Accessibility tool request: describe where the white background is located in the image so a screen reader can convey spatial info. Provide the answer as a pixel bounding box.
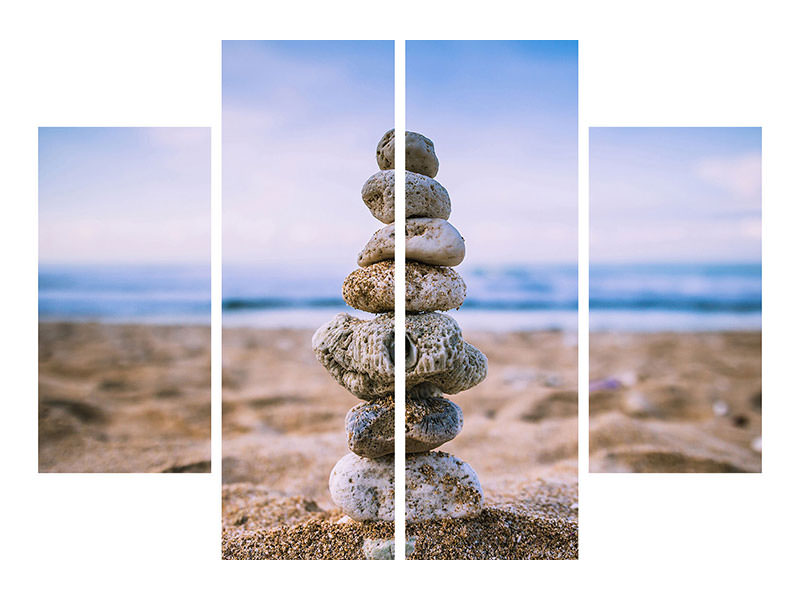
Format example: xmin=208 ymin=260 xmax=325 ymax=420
xmin=1 ymin=1 xmax=797 ymax=597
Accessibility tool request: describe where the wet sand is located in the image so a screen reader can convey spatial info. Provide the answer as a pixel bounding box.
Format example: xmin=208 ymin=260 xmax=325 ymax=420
xmin=590 ymin=331 xmax=762 ymax=473
xmin=39 ymin=322 xmax=211 ymax=473
xmin=222 ymin=326 xmax=578 ymax=559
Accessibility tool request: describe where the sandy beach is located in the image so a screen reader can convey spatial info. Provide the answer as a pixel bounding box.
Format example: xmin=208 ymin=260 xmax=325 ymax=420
xmin=590 ymin=331 xmax=761 ymax=473
xmin=39 ymin=322 xmax=211 ymax=473
xmin=222 ymin=326 xmax=578 ymax=559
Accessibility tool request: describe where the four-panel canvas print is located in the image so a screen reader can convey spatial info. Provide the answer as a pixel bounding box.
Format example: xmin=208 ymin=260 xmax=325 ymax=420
xmin=36 ymin=41 xmax=762 ymax=560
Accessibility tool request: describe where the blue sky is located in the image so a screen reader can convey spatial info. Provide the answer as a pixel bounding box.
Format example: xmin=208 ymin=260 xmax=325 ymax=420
xmin=222 ymin=40 xmax=577 ymax=269
xmin=39 ymin=127 xmax=210 ymax=264
xmin=407 ymin=41 xmax=578 ymax=265
xmin=590 ymin=127 xmax=762 ymax=262
xmin=222 ymin=41 xmax=394 ymax=268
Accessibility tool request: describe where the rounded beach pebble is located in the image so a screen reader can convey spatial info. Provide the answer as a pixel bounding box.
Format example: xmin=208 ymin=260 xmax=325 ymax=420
xmin=329 ymin=453 xmax=395 ymax=521
xmin=376 ymin=129 xmax=440 ymax=178
xmin=361 ymin=170 xmax=450 ymax=224
xmin=329 ymin=451 xmax=483 ymax=522
xmin=357 ymin=218 xmax=466 ymax=267
xmin=342 ymin=260 xmax=466 ymax=313
xmin=345 ymin=396 xmax=464 ymax=458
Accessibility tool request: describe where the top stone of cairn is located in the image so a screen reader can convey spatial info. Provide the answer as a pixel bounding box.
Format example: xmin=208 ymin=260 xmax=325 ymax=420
xmin=376 ymin=129 xmax=439 ymax=178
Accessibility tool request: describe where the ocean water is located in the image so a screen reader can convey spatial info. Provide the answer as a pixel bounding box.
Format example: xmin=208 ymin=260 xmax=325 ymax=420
xmin=39 ymin=264 xmax=211 ymax=324
xmin=222 ymin=263 xmax=579 ymax=331
xmin=39 ymin=263 xmax=761 ymax=332
xmin=222 ymin=262 xmax=760 ymax=332
xmin=590 ymin=263 xmax=761 ymax=331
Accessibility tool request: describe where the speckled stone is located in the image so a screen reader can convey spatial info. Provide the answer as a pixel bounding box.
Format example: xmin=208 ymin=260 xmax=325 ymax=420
xmin=361 ymin=170 xmax=450 ymax=224
xmin=357 ymin=218 xmax=466 ymax=267
xmin=342 ymin=260 xmax=466 ymax=313
xmin=329 ymin=451 xmax=483 ymax=522
xmin=345 ymin=396 xmax=464 ymax=458
xmin=329 ymin=453 xmax=395 ymax=521
xmin=405 ymin=261 xmax=466 ymax=313
xmin=376 ymin=129 xmax=440 ymax=177
xmin=405 ymin=452 xmax=483 ymax=523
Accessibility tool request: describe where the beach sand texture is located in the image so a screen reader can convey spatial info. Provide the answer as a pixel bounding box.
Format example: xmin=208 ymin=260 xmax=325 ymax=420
xmin=590 ymin=331 xmax=762 ymax=473
xmin=39 ymin=322 xmax=211 ymax=473
xmin=222 ymin=327 xmax=578 ymax=559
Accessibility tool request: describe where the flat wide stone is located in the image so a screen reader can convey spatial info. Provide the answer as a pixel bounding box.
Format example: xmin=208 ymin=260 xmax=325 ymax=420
xmin=312 ymin=311 xmax=487 ymax=400
xmin=406 ymin=312 xmax=488 ymax=395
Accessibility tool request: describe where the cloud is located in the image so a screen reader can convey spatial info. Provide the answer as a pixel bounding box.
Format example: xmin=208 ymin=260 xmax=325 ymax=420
xmin=39 ymin=127 xmax=210 ymax=263
xmin=590 ymin=128 xmax=762 ymax=262
xmin=590 ymin=215 xmax=762 ymax=262
xmin=39 ymin=214 xmax=209 ymax=264
xmin=695 ymin=152 xmax=761 ymax=198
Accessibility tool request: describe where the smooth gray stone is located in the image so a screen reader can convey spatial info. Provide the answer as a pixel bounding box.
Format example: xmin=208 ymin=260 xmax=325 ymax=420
xmin=345 ymin=396 xmax=464 ymax=458
xmin=376 ymin=129 xmax=439 ymax=177
xmin=357 ymin=218 xmax=466 ymax=268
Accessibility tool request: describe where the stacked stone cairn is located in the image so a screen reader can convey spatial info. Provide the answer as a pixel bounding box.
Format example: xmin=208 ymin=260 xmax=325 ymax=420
xmin=312 ymin=130 xmax=487 ymax=524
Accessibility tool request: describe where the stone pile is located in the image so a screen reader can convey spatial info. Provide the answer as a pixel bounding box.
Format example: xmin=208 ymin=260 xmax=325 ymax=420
xmin=312 ymin=130 xmax=487 ymax=524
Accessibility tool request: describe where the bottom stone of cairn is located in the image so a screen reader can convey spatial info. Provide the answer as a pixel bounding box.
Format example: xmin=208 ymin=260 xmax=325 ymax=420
xmin=329 ymin=451 xmax=484 ymax=523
